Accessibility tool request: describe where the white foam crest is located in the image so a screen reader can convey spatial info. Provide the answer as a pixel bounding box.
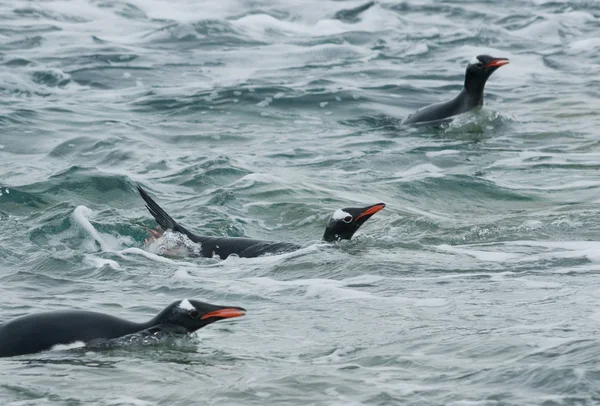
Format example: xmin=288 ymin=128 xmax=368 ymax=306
xmin=555 ymin=263 xmax=600 ymax=275
xmin=512 ymin=10 xmax=593 ymax=47
xmin=301 ymin=180 xmax=387 ymax=209
xmin=380 ymin=164 xmax=444 ymax=184
xmin=400 ymin=163 xmax=445 ymax=179
xmin=304 ymin=282 xmax=446 ymax=306
xmin=241 ymin=276 xmax=446 ymax=306
xmin=442 ymin=110 xmax=513 ymax=134
xmin=503 ymin=241 xmax=600 ymax=263
xmin=244 ymin=276 xmax=343 ymax=291
xmin=486 ymin=151 xmax=549 ymax=169
xmin=173 ymin=269 xmax=194 ymax=280
xmin=218 ymin=243 xmax=322 ymax=266
xmin=72 ymin=206 xmax=110 ymax=252
xmin=405 ymin=43 xmax=429 ymax=56
xmin=13 ymin=0 xmax=153 ymax=46
xmin=231 ymin=173 xmax=280 ymax=190
xmin=495 ymin=179 xmax=600 ymax=192
xmin=235 ymin=14 xmax=347 ymax=37
xmin=447 ymin=401 xmax=500 ymax=406
xmin=514 ymin=20 xmax=562 ymax=45
xmin=121 ymin=0 xmax=392 ymax=31
xmin=178 ymin=43 xmax=373 ymax=83
xmin=487 ymin=151 xmax=600 ymax=171
xmin=239 ymin=173 xmax=280 ymax=183
xmin=0 ymin=71 xmax=51 ymax=96
xmin=304 ymin=283 xmax=375 ymax=301
xmin=568 ymin=38 xmax=600 ymax=53
xmin=503 ymin=240 xmax=600 ymax=250
xmin=516 ymin=279 xmax=562 ymax=289
xmin=105 ymin=397 xmax=153 ymax=406
xmin=232 ymin=3 xmax=394 ymax=39
xmin=50 ymin=341 xmax=86 ymax=352
xmin=244 ymin=276 xmax=365 ymax=300
xmin=313 ymin=346 xmax=357 ymax=364
xmin=84 ymin=255 xmax=121 ymax=270
xmin=72 ymin=206 xmax=133 ymax=252
xmin=342 ymin=274 xmax=386 ymax=285
xmin=144 ymin=230 xmax=203 ymax=258
xmin=437 ymin=240 xmax=600 ymax=264
xmin=425 ymin=149 xmax=461 ymax=158
xmin=127 ymin=0 xmax=244 ymax=22
xmin=117 ymin=247 xmax=196 ymax=267
xmin=436 ymin=244 xmax=522 ymax=262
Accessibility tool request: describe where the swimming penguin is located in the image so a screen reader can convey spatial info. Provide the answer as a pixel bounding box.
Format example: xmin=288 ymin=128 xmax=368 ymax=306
xmin=137 ymin=185 xmax=385 ymax=259
xmin=0 ymin=299 xmax=245 ymax=358
xmin=402 ymin=55 xmax=509 ymax=126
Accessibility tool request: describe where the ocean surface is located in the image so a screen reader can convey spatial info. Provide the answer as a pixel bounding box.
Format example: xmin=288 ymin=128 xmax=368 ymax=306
xmin=1 ymin=0 xmax=600 ymax=404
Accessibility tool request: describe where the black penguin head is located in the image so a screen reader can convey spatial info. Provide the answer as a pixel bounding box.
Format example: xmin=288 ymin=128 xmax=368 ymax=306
xmin=322 ymin=203 xmax=385 ymax=242
xmin=154 ymin=299 xmax=246 ymax=333
xmin=464 ymin=55 xmax=509 ymax=96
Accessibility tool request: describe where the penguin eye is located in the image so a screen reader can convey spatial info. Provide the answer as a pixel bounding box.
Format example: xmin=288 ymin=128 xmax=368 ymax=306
xmin=343 ymin=215 xmax=353 ymax=223
xmin=189 ymin=310 xmax=200 ymax=318
xmin=476 ymin=62 xmax=483 ymax=68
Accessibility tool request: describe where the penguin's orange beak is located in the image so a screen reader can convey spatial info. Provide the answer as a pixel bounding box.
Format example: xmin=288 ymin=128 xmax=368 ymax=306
xmin=486 ymin=58 xmax=509 ymax=68
xmin=354 ymin=203 xmax=386 ymax=222
xmin=201 ymin=307 xmax=246 ymax=320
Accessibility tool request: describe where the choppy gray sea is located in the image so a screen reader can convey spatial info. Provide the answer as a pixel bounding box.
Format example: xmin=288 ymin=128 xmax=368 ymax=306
xmin=1 ymin=0 xmax=600 ymax=404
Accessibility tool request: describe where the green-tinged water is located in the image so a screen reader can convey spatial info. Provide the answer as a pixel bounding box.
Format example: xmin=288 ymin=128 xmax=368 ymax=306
xmin=1 ymin=0 xmax=600 ymax=404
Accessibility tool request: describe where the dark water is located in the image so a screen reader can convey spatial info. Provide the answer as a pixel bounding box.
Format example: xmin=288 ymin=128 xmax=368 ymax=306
xmin=2 ymin=0 xmax=600 ymax=404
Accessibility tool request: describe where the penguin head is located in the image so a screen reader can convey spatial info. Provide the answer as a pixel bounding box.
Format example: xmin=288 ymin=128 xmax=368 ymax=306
xmin=322 ymin=203 xmax=386 ymax=242
xmin=464 ymin=55 xmax=509 ymax=94
xmin=154 ymin=299 xmax=246 ymax=332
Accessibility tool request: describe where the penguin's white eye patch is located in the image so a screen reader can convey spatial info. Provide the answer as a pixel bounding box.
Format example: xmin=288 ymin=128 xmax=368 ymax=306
xmin=332 ymin=209 xmax=351 ymax=221
xmin=179 ymin=299 xmax=195 ymax=311
xmin=469 ymin=56 xmax=480 ymax=65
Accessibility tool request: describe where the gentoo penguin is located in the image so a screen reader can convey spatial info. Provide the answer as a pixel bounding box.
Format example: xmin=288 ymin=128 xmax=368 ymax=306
xmin=137 ymin=185 xmax=385 ymax=259
xmin=402 ymin=55 xmax=509 ymax=125
xmin=0 ymin=299 xmax=245 ymax=358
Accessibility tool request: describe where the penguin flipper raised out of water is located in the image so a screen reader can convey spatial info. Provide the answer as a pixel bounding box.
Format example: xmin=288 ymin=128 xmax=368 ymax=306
xmin=137 ymin=185 xmax=385 ymax=259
